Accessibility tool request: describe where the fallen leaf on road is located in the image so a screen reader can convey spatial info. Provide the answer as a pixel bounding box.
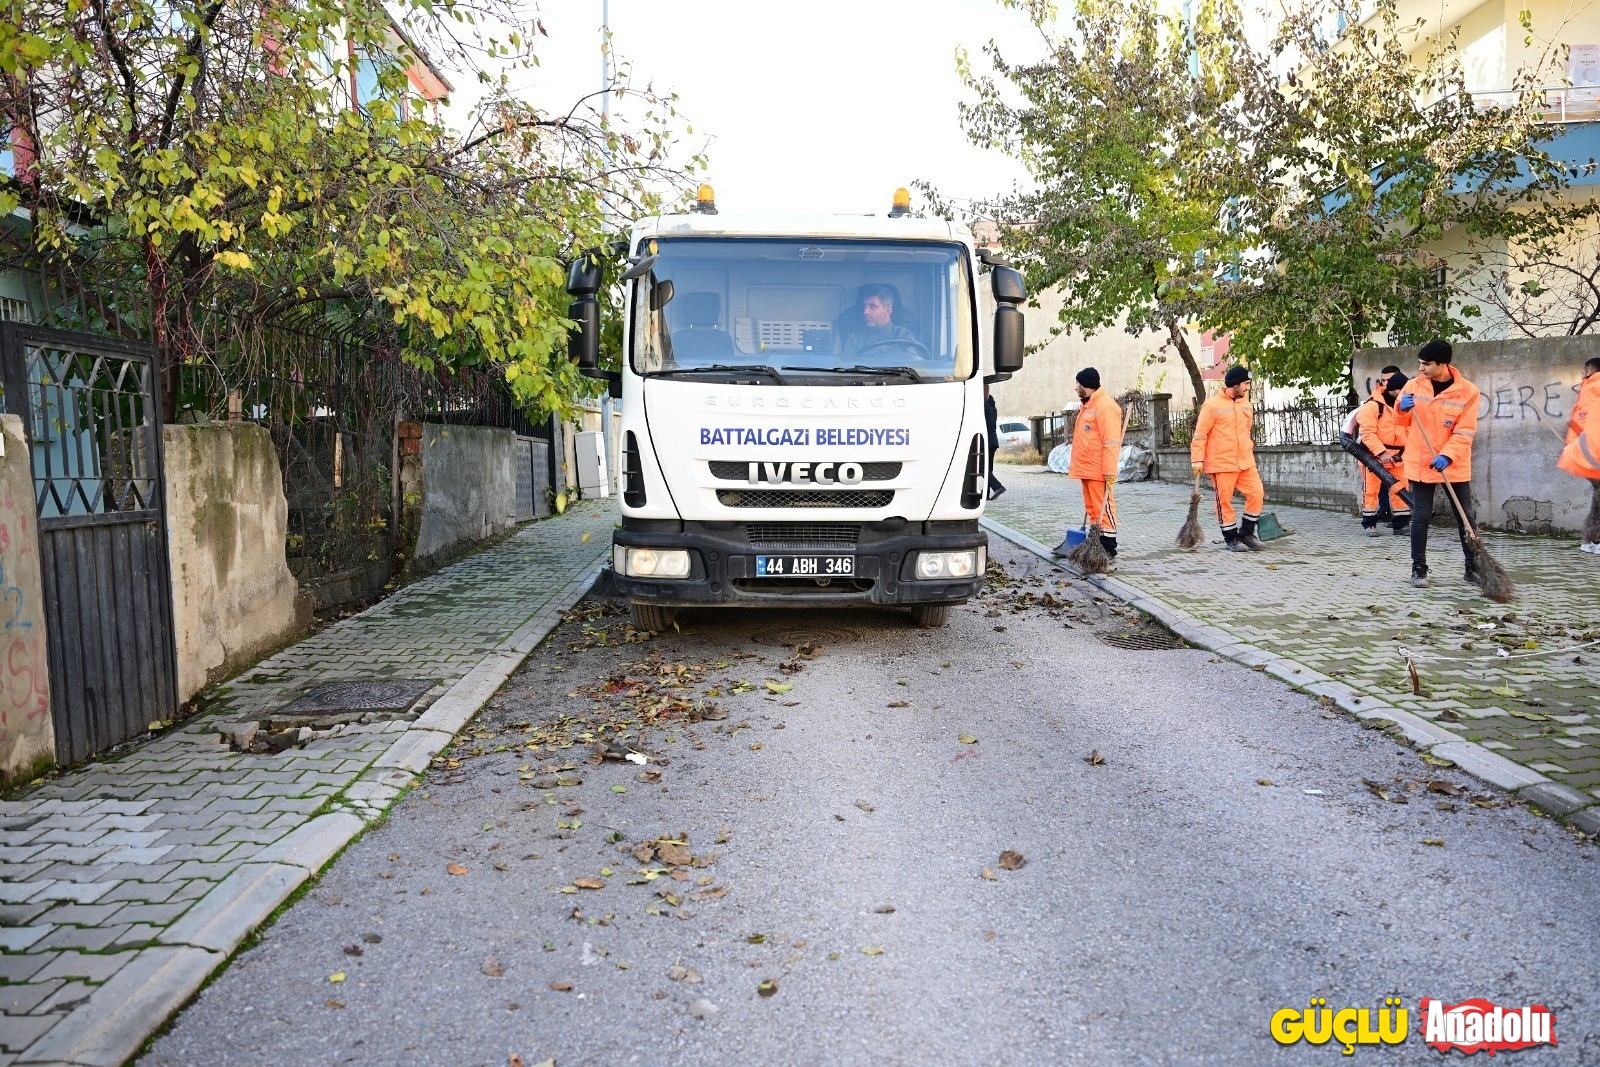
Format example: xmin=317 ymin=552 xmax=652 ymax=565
xmin=326 ymin=998 xmax=345 ymax=1008
xmin=328 ymin=972 xmax=346 ymax=983
xmin=758 ymin=979 xmax=779 ymax=998
xmin=1085 ymin=749 xmax=1105 ymax=766
xmin=581 ymin=532 xmax=592 ymax=543
xmin=1420 ymin=753 xmax=1457 ymax=768
xmin=1427 ymin=781 xmax=1465 ymax=796
xmin=483 ymin=956 xmax=505 ymax=977
xmin=447 ymin=863 xmax=470 ymax=876
xmin=668 ymin=963 xmax=703 ymax=983
xmin=343 ymin=944 xmax=363 ymax=957
xmin=981 ymin=868 xmax=997 ymax=880
xmin=854 ymin=799 xmax=875 ymax=813
xmin=657 ymin=841 xmax=692 ymax=866
xmin=796 ymin=642 xmax=821 ymax=659
xmin=958 ymin=733 xmax=977 ymax=745
xmin=860 ymin=946 xmax=885 ymax=956
xmin=573 ymin=877 xmax=604 ymax=890
xmin=1362 ymin=778 xmax=1407 ymax=804
xmin=1256 ymin=779 xmax=1273 ymax=787
xmin=1469 ymin=795 xmax=1501 ymax=809
xmin=873 ymin=904 xmax=896 ymax=913
xmin=765 ymin=681 xmax=793 ymax=694
xmin=747 ymin=933 xmax=767 ymax=944
xmin=550 ymin=981 xmax=574 ymax=992
xmin=1421 ymin=838 xmax=1446 ymax=847
xmin=887 ymin=701 xmax=910 ymax=708
xmin=362 ymin=933 xmax=382 ymax=944
xmin=998 ymin=850 xmax=1026 ymax=871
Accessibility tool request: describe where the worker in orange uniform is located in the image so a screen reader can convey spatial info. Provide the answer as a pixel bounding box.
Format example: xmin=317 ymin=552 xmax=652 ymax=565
xmin=1394 ymin=339 xmax=1481 ymax=588
xmin=1355 ymin=370 xmax=1412 ymax=537
xmin=1560 ymin=356 xmax=1600 ymax=553
xmin=1191 ymin=365 xmax=1265 ymax=552
xmin=1063 ymin=367 xmax=1123 ymax=557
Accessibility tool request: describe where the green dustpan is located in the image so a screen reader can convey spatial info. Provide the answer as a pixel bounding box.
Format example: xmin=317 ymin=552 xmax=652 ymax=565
xmin=1256 ymin=512 xmax=1290 ymax=540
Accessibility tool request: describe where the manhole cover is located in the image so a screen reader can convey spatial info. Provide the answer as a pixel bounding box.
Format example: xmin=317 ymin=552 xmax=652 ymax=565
xmin=280 ymin=679 xmax=437 ymax=716
xmin=750 ymin=626 xmax=861 ymax=647
xmin=1096 ymin=628 xmax=1183 ymax=651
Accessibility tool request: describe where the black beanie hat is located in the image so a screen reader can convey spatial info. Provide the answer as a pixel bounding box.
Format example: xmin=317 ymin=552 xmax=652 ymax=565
xmin=1076 ymin=367 xmax=1101 ymax=389
xmin=1223 ymin=365 xmax=1251 ymax=388
xmin=1418 ymin=339 xmax=1453 ymax=364
xmin=1386 ymin=371 xmax=1408 ymax=392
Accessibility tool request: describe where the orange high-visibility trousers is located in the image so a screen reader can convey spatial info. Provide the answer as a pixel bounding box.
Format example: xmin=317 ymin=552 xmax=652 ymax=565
xmin=1080 ymin=479 xmax=1118 ymax=534
xmin=1362 ymin=466 xmax=1411 ymax=520
xmin=1212 ymin=466 xmax=1265 ymax=531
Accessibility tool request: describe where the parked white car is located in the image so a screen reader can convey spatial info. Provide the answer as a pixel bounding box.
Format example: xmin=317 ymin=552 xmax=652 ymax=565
xmin=996 ymin=419 xmax=1032 ymax=450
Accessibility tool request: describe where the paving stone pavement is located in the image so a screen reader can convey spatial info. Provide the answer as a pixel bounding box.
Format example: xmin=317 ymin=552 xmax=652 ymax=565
xmin=0 ymin=503 xmax=615 ymax=1066
xmin=988 ymin=467 xmax=1600 ymax=823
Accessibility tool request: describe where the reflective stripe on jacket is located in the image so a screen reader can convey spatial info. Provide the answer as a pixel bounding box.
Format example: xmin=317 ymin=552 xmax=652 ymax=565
xmin=1190 ymin=392 xmax=1255 ymax=474
xmin=1568 ymin=374 xmax=1600 ymax=445
xmin=1067 ymin=388 xmax=1123 ymax=480
xmin=1395 ymin=367 xmax=1479 ymax=483
xmin=1559 ymin=418 xmax=1600 ymax=480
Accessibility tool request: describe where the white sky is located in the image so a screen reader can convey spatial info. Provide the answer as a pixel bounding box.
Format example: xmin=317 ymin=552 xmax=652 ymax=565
xmin=492 ymin=0 xmax=1041 ymax=216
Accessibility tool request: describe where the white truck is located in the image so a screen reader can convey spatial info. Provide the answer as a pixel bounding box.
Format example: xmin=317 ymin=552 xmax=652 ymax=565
xmin=565 ymin=186 xmax=1026 ymax=630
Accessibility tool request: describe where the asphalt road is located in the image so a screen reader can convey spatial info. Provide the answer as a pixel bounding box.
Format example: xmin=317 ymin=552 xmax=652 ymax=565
xmin=144 ymin=540 xmax=1600 ymax=1066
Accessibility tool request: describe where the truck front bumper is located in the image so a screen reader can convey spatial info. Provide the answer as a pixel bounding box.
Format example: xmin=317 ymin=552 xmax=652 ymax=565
xmin=612 ymin=518 xmax=986 ymax=608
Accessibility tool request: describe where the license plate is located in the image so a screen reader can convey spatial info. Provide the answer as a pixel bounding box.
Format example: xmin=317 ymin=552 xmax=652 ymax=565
xmin=755 ymin=555 xmax=854 ymax=578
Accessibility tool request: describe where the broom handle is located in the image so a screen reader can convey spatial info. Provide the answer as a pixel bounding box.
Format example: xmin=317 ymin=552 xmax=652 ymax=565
xmin=1410 ymin=413 xmax=1482 ymax=541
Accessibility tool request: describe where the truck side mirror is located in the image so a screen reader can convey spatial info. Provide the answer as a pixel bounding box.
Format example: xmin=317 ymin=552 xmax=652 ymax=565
xmin=567 ymin=248 xmax=603 ymax=373
xmin=991 ymin=266 xmax=1025 ymax=377
xmin=991 ymin=265 xmax=1025 ymax=306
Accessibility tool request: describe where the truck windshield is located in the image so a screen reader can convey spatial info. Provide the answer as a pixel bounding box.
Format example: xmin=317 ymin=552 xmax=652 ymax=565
xmin=630 ymin=237 xmax=975 ymax=383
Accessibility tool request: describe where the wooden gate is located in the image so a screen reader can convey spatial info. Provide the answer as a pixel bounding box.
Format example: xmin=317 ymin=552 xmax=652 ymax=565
xmin=0 ymin=324 xmax=178 ymax=762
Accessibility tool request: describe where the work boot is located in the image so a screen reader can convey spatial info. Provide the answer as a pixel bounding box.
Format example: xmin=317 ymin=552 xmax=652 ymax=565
xmin=1101 ymin=536 xmax=1118 ymax=560
xmin=1410 ymin=566 xmax=1429 ymax=589
xmin=1391 ymin=520 xmax=1411 ymax=536
xmin=1238 ymin=518 xmax=1266 ymax=552
xmin=1464 ymin=565 xmax=1482 ymax=586
xmin=1364 ymin=526 xmax=1383 ymax=538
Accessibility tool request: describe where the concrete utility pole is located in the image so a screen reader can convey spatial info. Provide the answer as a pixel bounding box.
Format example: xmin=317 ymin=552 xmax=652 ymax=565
xmin=599 ymin=0 xmax=617 ymax=496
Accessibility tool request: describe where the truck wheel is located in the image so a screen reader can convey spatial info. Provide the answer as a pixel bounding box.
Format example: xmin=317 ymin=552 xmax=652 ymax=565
xmin=630 ymin=601 xmax=677 ymax=632
xmin=908 ymin=603 xmax=952 ymax=629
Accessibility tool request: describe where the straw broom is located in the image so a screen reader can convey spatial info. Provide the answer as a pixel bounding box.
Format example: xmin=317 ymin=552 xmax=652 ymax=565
xmin=1412 ymin=419 xmax=1514 ymax=603
xmin=1176 ymin=469 xmax=1203 ymax=549
xmin=1067 ymin=403 xmax=1135 ymax=574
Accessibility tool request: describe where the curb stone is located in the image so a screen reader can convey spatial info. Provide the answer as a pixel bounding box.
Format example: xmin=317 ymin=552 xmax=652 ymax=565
xmin=981 ymin=516 xmax=1596 ymax=828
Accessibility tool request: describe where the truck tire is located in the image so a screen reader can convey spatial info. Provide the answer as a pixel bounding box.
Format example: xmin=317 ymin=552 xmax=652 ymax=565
xmin=630 ymin=601 xmax=677 ymax=632
xmin=908 ymin=603 xmax=952 ymax=629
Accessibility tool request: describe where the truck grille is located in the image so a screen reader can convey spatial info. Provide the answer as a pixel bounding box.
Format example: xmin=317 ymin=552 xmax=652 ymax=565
xmin=744 ymin=523 xmax=861 ymax=547
xmin=717 ymin=488 xmax=894 ymax=509
xmin=708 ymin=460 xmax=901 ymax=481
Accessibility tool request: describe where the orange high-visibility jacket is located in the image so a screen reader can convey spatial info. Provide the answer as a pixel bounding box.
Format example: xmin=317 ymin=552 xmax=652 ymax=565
xmin=1067 ymin=387 xmax=1124 ymax=481
xmin=1190 ymin=392 xmax=1256 ymax=474
xmin=1355 ymin=386 xmax=1405 ymax=455
xmin=1567 ymin=374 xmax=1600 ymax=445
xmin=1394 ymin=367 xmax=1480 ymax=483
xmin=1559 ymin=414 xmax=1600 ymax=480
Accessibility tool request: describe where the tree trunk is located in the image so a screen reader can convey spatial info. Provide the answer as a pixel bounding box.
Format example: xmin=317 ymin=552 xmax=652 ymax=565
xmin=1167 ymin=320 xmax=1207 ymax=410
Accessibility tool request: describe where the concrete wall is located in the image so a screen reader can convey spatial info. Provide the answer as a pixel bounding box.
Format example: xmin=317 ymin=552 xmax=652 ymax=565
xmin=164 ymin=423 xmax=308 ymax=706
xmin=1357 ymin=337 xmax=1597 ymax=534
xmin=988 ymin=290 xmax=1206 ymax=426
xmin=0 ymin=415 xmax=53 ymax=786
xmin=412 ymin=424 xmax=518 ymax=567
xmin=1153 ymin=444 xmax=1360 ymax=512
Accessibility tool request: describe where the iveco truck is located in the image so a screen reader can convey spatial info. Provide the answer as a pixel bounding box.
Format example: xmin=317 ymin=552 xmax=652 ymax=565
xmin=566 ymin=186 xmax=1026 ymax=630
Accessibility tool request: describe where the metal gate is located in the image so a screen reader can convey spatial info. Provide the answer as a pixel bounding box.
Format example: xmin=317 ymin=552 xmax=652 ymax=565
xmin=0 ymin=323 xmax=178 ymax=763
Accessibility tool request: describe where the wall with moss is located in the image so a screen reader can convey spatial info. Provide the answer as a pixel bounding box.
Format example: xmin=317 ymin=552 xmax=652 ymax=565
xmin=164 ymin=423 xmax=309 ymax=705
xmin=0 ymin=415 xmax=53 ymax=787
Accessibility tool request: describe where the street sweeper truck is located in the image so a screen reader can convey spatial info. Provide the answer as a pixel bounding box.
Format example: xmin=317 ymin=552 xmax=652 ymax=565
xmin=566 ymin=186 xmax=1027 ymax=630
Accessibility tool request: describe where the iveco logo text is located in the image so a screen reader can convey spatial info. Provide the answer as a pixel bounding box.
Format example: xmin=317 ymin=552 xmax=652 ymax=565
xmin=703 ymin=394 xmax=909 ymax=409
xmin=746 ymin=461 xmax=865 ymax=486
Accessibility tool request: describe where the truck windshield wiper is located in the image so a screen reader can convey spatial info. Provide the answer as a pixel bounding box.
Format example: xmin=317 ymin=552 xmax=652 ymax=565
xmin=648 ymin=364 xmax=789 ymax=384
xmin=793 ymin=365 xmax=925 ymax=382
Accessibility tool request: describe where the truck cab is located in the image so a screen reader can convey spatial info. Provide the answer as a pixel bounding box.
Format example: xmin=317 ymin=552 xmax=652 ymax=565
xmin=567 ymin=187 xmax=1025 ymax=629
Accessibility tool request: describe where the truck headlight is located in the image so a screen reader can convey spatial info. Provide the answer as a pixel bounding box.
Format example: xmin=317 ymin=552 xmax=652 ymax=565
xmin=914 ymin=549 xmax=983 ymax=580
xmin=617 ymin=546 xmax=690 ymax=578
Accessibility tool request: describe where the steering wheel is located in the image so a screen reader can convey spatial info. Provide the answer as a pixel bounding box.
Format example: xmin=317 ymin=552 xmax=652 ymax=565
xmin=855 ymin=337 xmax=932 ymax=360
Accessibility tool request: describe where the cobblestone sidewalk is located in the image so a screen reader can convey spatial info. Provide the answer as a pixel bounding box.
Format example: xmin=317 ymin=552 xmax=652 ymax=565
xmin=988 ymin=468 xmax=1600 ymax=830
xmin=0 ymin=503 xmax=615 ymax=1066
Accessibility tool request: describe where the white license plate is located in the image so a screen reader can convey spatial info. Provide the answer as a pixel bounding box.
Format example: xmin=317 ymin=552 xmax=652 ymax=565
xmin=755 ymin=555 xmax=854 ymax=578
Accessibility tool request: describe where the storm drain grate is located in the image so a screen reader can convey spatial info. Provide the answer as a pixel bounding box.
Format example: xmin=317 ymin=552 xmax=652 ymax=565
xmin=1096 ymin=628 xmax=1184 ymax=651
xmin=280 ymin=679 xmax=438 ymax=716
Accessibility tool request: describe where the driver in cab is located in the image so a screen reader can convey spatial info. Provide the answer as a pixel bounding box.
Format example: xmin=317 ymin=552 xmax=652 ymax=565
xmin=843 ymin=285 xmax=916 ymax=357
